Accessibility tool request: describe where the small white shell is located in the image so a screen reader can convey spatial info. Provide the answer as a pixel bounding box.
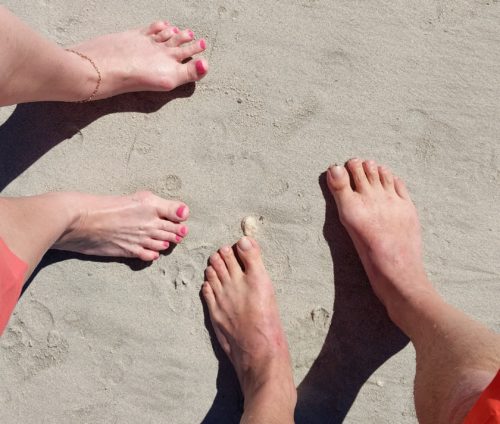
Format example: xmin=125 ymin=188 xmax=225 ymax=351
xmin=241 ymin=216 xmax=259 ymax=237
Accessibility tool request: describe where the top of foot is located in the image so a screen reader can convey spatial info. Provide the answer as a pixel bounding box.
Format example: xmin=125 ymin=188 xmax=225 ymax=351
xmin=53 ymin=191 xmax=189 ymax=261
xmin=67 ymin=20 xmax=209 ymax=101
xmin=326 ymin=159 xmax=434 ymax=314
xmin=202 ymin=237 xmax=297 ymax=414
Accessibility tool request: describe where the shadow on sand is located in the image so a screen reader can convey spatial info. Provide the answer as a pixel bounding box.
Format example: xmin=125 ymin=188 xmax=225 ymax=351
xmin=201 ymin=172 xmax=409 ymax=423
xmin=0 ymin=84 xmax=195 ymax=191
xmin=0 ymin=85 xmax=195 ymax=295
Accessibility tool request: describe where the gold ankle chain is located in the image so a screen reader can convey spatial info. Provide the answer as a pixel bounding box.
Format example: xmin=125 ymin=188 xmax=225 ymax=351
xmin=65 ymin=49 xmax=102 ymax=102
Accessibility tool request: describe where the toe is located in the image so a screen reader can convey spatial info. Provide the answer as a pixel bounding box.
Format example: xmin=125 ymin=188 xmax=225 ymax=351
xmin=156 ymin=220 xmax=188 ymax=237
xmin=346 ymin=158 xmax=369 ymax=191
xmin=327 ymin=164 xmax=353 ymax=202
xmin=156 ymin=200 xmax=189 ymax=222
xmin=378 ymin=166 xmax=396 ymax=192
xmin=202 ymin=282 xmax=218 ymax=309
xmin=146 ymin=20 xmax=169 ymax=35
xmin=165 ymin=29 xmax=195 ymax=47
xmin=136 ymin=247 xmax=160 ymax=261
xmin=394 ymin=176 xmax=411 ymax=200
xmin=206 ymin=266 xmax=223 ymax=293
xmin=155 ymin=27 xmax=177 ymax=42
xmin=151 ymin=229 xmax=184 ymax=244
xmin=362 ymin=160 xmax=382 ymax=186
xmin=177 ymin=59 xmax=208 ymax=85
xmin=176 ymin=38 xmax=206 ymax=61
xmin=210 ymin=253 xmax=231 ymax=285
xmin=142 ymin=238 xmax=170 ymax=252
xmin=219 ymin=245 xmax=243 ymax=277
xmin=235 ymin=237 xmax=265 ymax=273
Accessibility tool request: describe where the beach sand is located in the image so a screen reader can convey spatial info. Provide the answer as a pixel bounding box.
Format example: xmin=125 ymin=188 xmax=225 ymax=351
xmin=0 ymin=1 xmax=499 ymax=423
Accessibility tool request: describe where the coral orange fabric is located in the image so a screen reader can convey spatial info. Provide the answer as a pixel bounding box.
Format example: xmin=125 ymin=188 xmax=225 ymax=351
xmin=463 ymin=370 xmax=500 ymax=424
xmin=0 ymin=238 xmax=28 ymax=335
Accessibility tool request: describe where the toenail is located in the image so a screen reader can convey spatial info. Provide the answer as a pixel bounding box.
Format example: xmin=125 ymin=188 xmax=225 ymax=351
xmin=175 ymin=235 xmax=182 ymax=242
xmin=221 ymin=246 xmax=231 ymax=254
xmin=188 ymin=29 xmax=194 ymax=39
xmin=164 ymin=241 xmax=170 ymax=248
xmin=176 ymin=205 xmax=186 ymax=218
xmin=329 ymin=165 xmax=344 ymax=178
xmin=195 ymin=60 xmax=207 ymax=75
xmin=180 ymin=226 xmax=188 ymax=236
xmin=238 ymin=237 xmax=252 ymax=251
xmin=199 ymin=38 xmax=206 ymax=49
xmin=172 ymin=27 xmax=179 ymax=34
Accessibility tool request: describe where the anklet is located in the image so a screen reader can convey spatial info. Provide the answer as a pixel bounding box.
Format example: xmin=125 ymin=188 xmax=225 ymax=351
xmin=65 ymin=49 xmax=102 ymax=103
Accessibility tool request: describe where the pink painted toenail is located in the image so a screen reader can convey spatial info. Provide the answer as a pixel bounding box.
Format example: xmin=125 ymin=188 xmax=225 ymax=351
xmin=180 ymin=226 xmax=188 ymax=236
xmin=188 ymin=29 xmax=194 ymax=39
xmin=199 ymin=38 xmax=206 ymax=49
xmin=195 ymin=60 xmax=206 ymax=75
xmin=175 ymin=235 xmax=182 ymax=242
xmin=238 ymin=237 xmax=252 ymax=251
xmin=176 ymin=205 xmax=186 ymax=218
xmin=164 ymin=241 xmax=170 ymax=248
xmin=173 ymin=27 xmax=179 ymax=34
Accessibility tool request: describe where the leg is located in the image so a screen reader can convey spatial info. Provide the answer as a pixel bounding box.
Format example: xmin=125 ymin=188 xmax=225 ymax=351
xmin=326 ymin=159 xmax=500 ymax=424
xmin=0 ymin=191 xmax=189 ymax=329
xmin=0 ymin=6 xmax=208 ymax=106
xmin=202 ymin=237 xmax=296 ymax=423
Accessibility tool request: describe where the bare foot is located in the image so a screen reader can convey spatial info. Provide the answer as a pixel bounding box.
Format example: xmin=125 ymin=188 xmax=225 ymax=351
xmin=54 ymin=191 xmax=189 ymax=261
xmin=202 ymin=237 xmax=296 ymax=423
xmin=326 ymin=159 xmax=435 ymax=322
xmin=68 ymin=20 xmax=208 ymax=100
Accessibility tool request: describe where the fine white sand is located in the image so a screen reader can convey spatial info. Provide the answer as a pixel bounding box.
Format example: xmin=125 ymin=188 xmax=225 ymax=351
xmin=1 ymin=1 xmax=499 ymax=423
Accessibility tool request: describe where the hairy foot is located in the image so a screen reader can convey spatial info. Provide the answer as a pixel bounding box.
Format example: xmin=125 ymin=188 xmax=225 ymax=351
xmin=202 ymin=237 xmax=296 ymax=421
xmin=326 ymin=159 xmax=435 ymax=320
xmin=53 ymin=191 xmax=189 ymax=261
xmin=68 ymin=20 xmax=208 ymax=100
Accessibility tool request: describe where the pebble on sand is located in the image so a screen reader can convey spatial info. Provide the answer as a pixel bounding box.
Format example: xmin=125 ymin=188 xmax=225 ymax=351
xmin=241 ymin=216 xmax=258 ymax=237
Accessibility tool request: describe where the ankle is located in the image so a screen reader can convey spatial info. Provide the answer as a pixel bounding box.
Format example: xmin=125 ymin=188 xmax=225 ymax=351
xmin=241 ymin=359 xmax=297 ymax=411
xmin=45 ymin=192 xmax=87 ymax=243
xmin=243 ymin=374 xmax=297 ymax=419
xmin=386 ymin=282 xmax=444 ymax=337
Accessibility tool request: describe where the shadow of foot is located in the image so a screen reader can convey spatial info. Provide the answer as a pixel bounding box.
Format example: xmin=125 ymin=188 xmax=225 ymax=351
xmin=199 ymin=292 xmax=243 ymax=424
xmin=0 ymin=84 xmax=195 ymax=191
xmin=295 ymin=173 xmax=409 ymax=424
xmin=21 ymin=243 xmax=179 ymax=297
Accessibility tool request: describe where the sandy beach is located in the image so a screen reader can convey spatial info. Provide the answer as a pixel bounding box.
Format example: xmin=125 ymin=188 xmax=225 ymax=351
xmin=0 ymin=1 xmax=499 ymax=423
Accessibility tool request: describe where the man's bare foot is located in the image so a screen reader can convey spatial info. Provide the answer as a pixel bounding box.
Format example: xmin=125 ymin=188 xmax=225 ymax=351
xmin=68 ymin=20 xmax=208 ymax=100
xmin=202 ymin=237 xmax=296 ymax=423
xmin=326 ymin=159 xmax=436 ymax=325
xmin=53 ymin=191 xmax=189 ymax=261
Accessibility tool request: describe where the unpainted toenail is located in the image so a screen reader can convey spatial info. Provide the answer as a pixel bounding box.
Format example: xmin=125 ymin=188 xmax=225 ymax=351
xmin=238 ymin=237 xmax=253 ymax=251
xmin=221 ymin=246 xmax=231 ymax=254
xmin=329 ymin=165 xmax=344 ymax=178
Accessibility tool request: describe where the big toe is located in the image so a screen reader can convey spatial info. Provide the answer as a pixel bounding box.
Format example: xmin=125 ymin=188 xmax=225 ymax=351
xmin=236 ymin=237 xmax=265 ymax=273
xmin=327 ymin=164 xmax=353 ymax=202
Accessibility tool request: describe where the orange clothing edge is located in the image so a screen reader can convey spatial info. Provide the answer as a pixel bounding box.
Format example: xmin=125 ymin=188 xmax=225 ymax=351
xmin=0 ymin=237 xmax=28 ymax=336
xmin=463 ymin=370 xmax=500 ymax=424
